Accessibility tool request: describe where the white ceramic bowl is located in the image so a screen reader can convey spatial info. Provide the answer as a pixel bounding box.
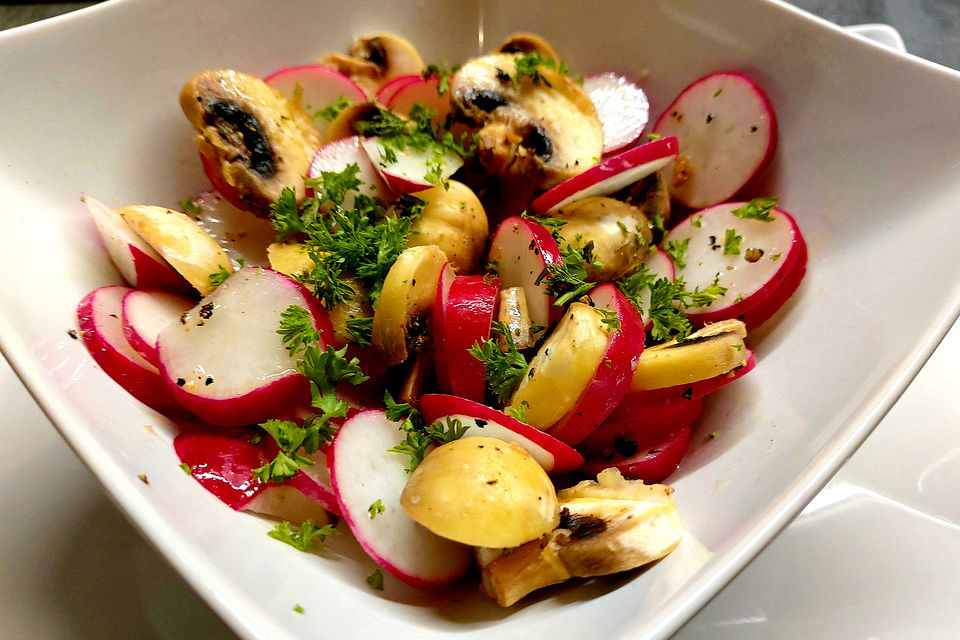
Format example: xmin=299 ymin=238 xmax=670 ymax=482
xmin=1 ymin=1 xmax=959 ymax=638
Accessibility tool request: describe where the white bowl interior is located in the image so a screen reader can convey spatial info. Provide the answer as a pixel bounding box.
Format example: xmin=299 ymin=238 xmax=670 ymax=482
xmin=1 ymin=0 xmax=959 ymax=638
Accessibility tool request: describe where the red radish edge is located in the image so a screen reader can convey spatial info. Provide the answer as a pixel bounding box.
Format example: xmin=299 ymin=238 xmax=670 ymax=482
xmin=375 ymin=74 xmax=420 ymax=104
xmin=121 ymin=289 xmax=194 ymax=366
xmin=420 ymin=394 xmax=584 ymax=474
xmin=76 ymin=286 xmax=181 ymax=414
xmin=579 ymin=396 xmax=704 ymax=456
xmin=532 ymin=137 xmax=678 ymax=214
xmin=433 ymin=268 xmax=499 ymax=402
xmin=200 ymin=151 xmax=250 ymax=212
xmin=625 ymin=350 xmax=756 ymax=408
xmin=581 ymin=424 xmax=691 ymax=483
xmin=547 ymin=284 xmax=646 ymax=446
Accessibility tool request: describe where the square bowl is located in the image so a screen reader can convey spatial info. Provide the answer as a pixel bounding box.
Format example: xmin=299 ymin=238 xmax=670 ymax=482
xmin=2 ymin=0 xmax=959 ymax=638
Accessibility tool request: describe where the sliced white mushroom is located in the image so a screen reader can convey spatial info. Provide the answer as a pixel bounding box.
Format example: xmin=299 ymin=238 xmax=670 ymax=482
xmin=495 ymin=32 xmax=559 ymax=62
xmin=480 ymin=468 xmax=682 ymax=607
xmin=320 ymin=33 xmax=424 ymax=96
xmin=450 ymin=53 xmax=603 ymax=190
xmin=497 ymin=286 xmax=537 ymax=351
xmin=631 ymin=319 xmax=748 ymax=391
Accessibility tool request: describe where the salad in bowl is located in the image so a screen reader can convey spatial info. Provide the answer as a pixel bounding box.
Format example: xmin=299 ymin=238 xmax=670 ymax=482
xmin=74 ymin=29 xmax=804 ymax=607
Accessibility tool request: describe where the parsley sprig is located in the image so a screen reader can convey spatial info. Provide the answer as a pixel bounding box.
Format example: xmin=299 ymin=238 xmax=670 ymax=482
xmin=268 ymin=519 xmax=338 ymax=552
xmin=536 ymin=243 xmax=600 ymax=307
xmin=385 ymin=392 xmax=469 ymax=473
xmin=468 ymin=321 xmax=528 ymax=405
xmin=732 ymin=197 xmax=777 ymax=222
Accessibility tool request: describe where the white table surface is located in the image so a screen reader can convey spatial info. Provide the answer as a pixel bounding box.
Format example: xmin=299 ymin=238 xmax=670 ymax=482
xmin=1 ymin=12 xmax=959 ymax=640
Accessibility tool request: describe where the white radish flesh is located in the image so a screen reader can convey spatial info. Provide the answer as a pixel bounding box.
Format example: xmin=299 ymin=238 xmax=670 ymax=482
xmin=487 ymin=217 xmax=562 ymax=329
xmin=307 ymin=136 xmax=394 ymax=209
xmin=328 ymin=410 xmax=472 ymax=588
xmin=82 ymin=194 xmax=192 ymax=294
xmin=76 ymin=286 xmax=180 ymax=414
xmin=666 ymin=202 xmax=806 ymax=329
xmin=264 ymin=64 xmax=367 ymax=140
xmin=121 ymin=289 xmax=194 ymax=366
xmin=361 ymin=136 xmax=463 ymax=194
xmin=157 ymin=267 xmax=333 ymax=426
xmin=582 ymin=73 xmax=649 ymax=157
xmin=653 ymin=72 xmax=777 ymax=209
xmin=188 ymin=191 xmax=277 ymax=267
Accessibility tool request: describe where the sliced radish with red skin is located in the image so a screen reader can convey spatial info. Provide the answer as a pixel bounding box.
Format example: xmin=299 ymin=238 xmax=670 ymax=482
xmin=419 ymin=394 xmax=584 ymax=474
xmin=76 ymin=286 xmax=181 ymax=414
xmin=199 ymin=151 xmax=250 ymax=212
xmin=581 ymin=424 xmax=691 ymax=483
xmin=433 ymin=265 xmax=499 ymax=402
xmin=578 ymin=396 xmax=703 ymax=457
xmin=666 ymin=203 xmax=806 ymax=329
xmin=307 ymin=136 xmax=394 ymax=210
xmin=174 ymin=427 xmax=337 ymax=518
xmin=487 ymin=216 xmax=562 ymax=329
xmin=582 ymin=72 xmax=650 ymax=157
xmin=328 ymin=410 xmax=472 ymax=588
xmin=287 ymin=447 xmax=340 ymax=516
xmin=82 ymin=195 xmax=192 ymax=294
xmin=546 ymin=284 xmax=646 ymax=446
xmin=188 ymin=191 xmax=277 ymax=267
xmin=652 ymin=72 xmax=777 ymax=209
xmin=634 ymin=248 xmax=675 ymax=330
xmin=263 ymin=64 xmax=367 ymax=139
xmin=121 ymin=289 xmax=194 ymax=366
xmin=361 ymin=136 xmax=464 ymax=194
xmin=621 ymin=350 xmax=756 ymax=408
xmin=157 ymin=268 xmax=334 ymax=426
xmin=532 ymin=137 xmax=678 ymax=214
xmin=386 ymin=74 xmax=453 ymax=126
xmin=375 ymin=74 xmax=420 ymax=105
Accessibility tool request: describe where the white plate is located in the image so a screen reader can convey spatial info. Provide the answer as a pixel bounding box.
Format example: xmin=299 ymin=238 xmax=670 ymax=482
xmin=1 ymin=1 xmax=959 ymax=639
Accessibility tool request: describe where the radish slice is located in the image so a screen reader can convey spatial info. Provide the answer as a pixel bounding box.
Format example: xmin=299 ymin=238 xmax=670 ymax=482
xmin=432 ymin=264 xmax=499 ymax=402
xmin=199 ymin=151 xmax=250 ymax=212
xmin=386 ymin=74 xmax=453 ymax=126
xmin=547 ymin=283 xmax=646 ymax=446
xmin=121 ymin=289 xmax=194 ymax=366
xmin=531 ymin=137 xmax=678 ymax=214
xmin=623 ymin=350 xmax=756 ymax=407
xmin=652 ymin=72 xmax=777 ymax=209
xmin=634 ymin=248 xmax=675 ymax=330
xmin=287 ymin=446 xmax=341 ymax=516
xmin=578 ymin=396 xmax=704 ymax=457
xmin=76 ymin=286 xmax=181 ymax=414
xmin=420 ymin=394 xmax=584 ymax=474
xmin=157 ymin=267 xmax=334 ymax=426
xmin=666 ymin=202 xmax=806 ymax=329
xmin=360 ymin=136 xmax=463 ymax=194
xmin=264 ymin=64 xmax=367 ymax=139
xmin=174 ymin=427 xmax=336 ymax=519
xmin=188 ymin=191 xmax=277 ymax=267
xmin=82 ymin=195 xmax=192 ymax=294
xmin=375 ymin=74 xmax=420 ymax=105
xmin=307 ymin=136 xmax=394 ymax=210
xmin=487 ymin=216 xmax=562 ymax=329
xmin=581 ymin=424 xmax=691 ymax=483
xmin=582 ymin=72 xmax=650 ymax=157
xmin=328 ymin=410 xmax=472 ymax=588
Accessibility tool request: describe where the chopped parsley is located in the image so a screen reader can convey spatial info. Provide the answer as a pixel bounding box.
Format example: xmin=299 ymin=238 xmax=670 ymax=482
xmin=268 ymin=519 xmax=337 ymax=552
xmin=520 ymin=210 xmax=567 ymax=243
xmin=385 ymin=393 xmax=468 ymax=473
xmin=616 ymin=267 xmax=726 ymax=343
xmin=293 ymin=604 xmax=305 ymax=614
xmin=345 ymin=316 xmax=374 ymax=347
xmin=691 ymin=215 xmax=703 ymax=228
xmin=664 ymin=238 xmax=690 ymax=269
xmin=468 ymin=321 xmax=528 ymax=405
xmin=723 ymin=229 xmax=742 ymax=255
xmin=366 ymin=568 xmax=385 ymax=590
xmin=368 ymin=499 xmax=385 ymax=519
xmin=177 ymin=197 xmax=202 ymax=217
xmin=178 ymin=463 xmax=192 ymax=474
xmin=647 ymin=132 xmax=662 ymax=142
xmin=208 ymin=264 xmax=232 ymax=287
xmin=422 ymin=63 xmax=461 ymax=95
xmin=537 ymin=243 xmax=599 ymax=307
xmin=770 ymin=252 xmax=783 ymax=262
xmin=512 ymin=52 xmax=569 ymax=85
xmin=314 ymin=95 xmax=351 ymax=122
xmin=731 ymin=197 xmax=777 ymax=222
xmin=506 ymin=400 xmax=529 ymax=423
xmin=597 ymin=307 xmax=621 ymax=332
